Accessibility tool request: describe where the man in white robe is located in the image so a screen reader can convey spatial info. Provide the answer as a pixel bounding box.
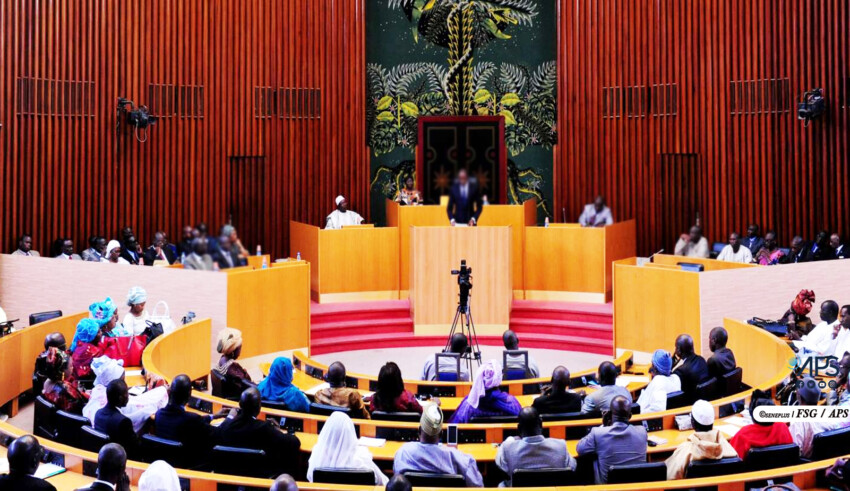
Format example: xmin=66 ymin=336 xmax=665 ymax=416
xmin=717 ymin=232 xmax=753 ymax=263
xmin=325 ymin=195 xmax=364 ymax=229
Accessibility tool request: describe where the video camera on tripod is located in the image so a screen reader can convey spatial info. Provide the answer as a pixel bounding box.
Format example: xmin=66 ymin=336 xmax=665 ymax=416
xmin=451 ymin=259 xmax=473 ymax=308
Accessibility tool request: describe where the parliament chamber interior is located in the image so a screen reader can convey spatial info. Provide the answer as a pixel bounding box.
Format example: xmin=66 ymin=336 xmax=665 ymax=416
xmin=1 ymin=1 xmax=849 ymax=490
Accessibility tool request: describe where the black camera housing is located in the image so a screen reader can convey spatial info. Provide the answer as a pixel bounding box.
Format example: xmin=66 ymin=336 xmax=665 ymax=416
xmin=451 ymin=259 xmax=473 ymax=308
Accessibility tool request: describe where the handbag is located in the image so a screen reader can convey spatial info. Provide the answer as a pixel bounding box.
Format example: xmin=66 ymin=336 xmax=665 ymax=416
xmin=100 ymin=335 xmax=147 ymax=366
xmin=143 ymin=320 xmax=164 ymax=345
xmin=149 ymin=301 xmax=177 ymax=334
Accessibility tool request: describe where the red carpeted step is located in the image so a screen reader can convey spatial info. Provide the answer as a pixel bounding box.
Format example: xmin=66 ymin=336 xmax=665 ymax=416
xmin=311 ymin=300 xmax=412 ymax=324
xmin=510 ymin=300 xmax=613 ymax=324
xmin=311 ymin=318 xmax=414 ymax=340
xmin=509 ymin=317 xmax=613 ymax=340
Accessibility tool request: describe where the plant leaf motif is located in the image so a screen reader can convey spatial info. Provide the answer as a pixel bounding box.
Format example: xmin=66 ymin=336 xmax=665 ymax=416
xmin=400 ymin=102 xmax=419 ymax=117
xmin=500 ymin=92 xmax=521 ymax=107
xmin=376 ymin=96 xmax=393 ymax=111
xmin=376 ymin=111 xmax=395 ymax=122
xmin=500 ymin=109 xmax=517 ymax=125
xmin=474 ymin=88 xmax=492 ymax=104
xmin=484 ymin=18 xmax=511 ymax=39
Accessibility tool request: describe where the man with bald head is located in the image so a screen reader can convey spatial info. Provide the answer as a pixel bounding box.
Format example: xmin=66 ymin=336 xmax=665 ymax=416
xmin=155 ymin=374 xmax=230 ymax=462
xmin=0 ymin=435 xmax=56 ymax=490
xmin=495 ymin=406 xmax=576 ymax=486
xmin=581 ymin=361 xmax=632 ymax=414
xmin=796 ymin=300 xmax=841 ymax=356
xmin=717 ymin=232 xmax=753 ymax=263
xmin=577 ymin=396 xmax=647 ymax=484
xmin=94 ymin=379 xmax=140 ymax=459
xmin=578 ymin=195 xmax=614 ymax=227
xmin=501 ymin=330 xmax=540 ymax=378
xmin=672 ymin=334 xmax=710 ymax=404
xmin=785 ymin=235 xmax=812 ymax=263
xmin=674 ymin=225 xmax=710 ymax=258
xmin=270 ymin=474 xmax=299 ymax=491
xmin=314 ymin=361 xmax=370 ymax=419
xmin=74 ymin=443 xmax=129 ymax=491
xmin=707 ymin=327 xmax=737 ymax=379
xmin=215 ymin=387 xmax=301 ymax=476
xmin=831 ymin=233 xmax=846 ymax=259
xmin=532 ymin=366 xmax=582 ymax=414
xmin=421 ymin=333 xmax=471 ymax=382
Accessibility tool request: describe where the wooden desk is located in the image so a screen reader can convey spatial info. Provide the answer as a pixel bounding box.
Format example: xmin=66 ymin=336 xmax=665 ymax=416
xmin=410 ymin=226 xmax=512 ymax=335
xmin=475 ymin=200 xmax=537 ymax=296
xmin=386 ymin=200 xmax=452 ymax=296
xmin=289 ymin=221 xmax=400 ymax=303
xmin=524 ymin=220 xmax=636 ymax=303
xmin=652 ymin=253 xmax=758 ymax=271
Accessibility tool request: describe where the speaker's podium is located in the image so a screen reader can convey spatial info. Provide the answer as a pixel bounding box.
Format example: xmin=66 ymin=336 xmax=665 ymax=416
xmin=410 ymin=226 xmax=512 ymax=336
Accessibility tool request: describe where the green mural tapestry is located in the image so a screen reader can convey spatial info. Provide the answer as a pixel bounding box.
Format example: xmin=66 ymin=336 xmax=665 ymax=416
xmin=367 ymin=0 xmax=555 ymax=222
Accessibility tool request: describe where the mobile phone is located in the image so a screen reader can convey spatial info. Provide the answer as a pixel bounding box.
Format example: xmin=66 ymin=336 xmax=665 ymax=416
xmin=446 ymin=424 xmax=458 ymax=447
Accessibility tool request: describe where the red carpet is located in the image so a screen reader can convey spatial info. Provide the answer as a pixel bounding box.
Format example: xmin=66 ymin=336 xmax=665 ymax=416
xmin=310 ymin=299 xmax=613 ymax=356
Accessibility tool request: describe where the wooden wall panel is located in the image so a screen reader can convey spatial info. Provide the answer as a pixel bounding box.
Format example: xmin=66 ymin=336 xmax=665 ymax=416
xmin=1 ymin=0 xmax=367 ymax=259
xmin=557 ymin=0 xmax=849 ymax=255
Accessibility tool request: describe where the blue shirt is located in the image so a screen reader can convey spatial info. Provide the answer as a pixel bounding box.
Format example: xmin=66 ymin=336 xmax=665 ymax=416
xmin=393 ymin=442 xmax=483 ymax=487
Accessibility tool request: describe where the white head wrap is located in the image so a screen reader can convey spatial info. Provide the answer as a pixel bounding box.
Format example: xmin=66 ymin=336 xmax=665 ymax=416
xmin=335 ymin=195 xmax=345 ymax=206
xmin=139 ymin=460 xmax=181 ymax=491
xmin=691 ymin=399 xmax=715 ymax=426
xmin=306 ymin=412 xmax=387 ymax=484
xmin=127 ymin=286 xmax=148 ymax=306
xmin=467 ymin=360 xmax=503 ymax=409
xmin=106 ymin=240 xmax=121 ymax=257
xmin=92 ymin=355 xmax=125 ymax=387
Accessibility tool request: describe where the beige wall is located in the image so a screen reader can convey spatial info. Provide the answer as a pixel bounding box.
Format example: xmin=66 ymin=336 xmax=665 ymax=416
xmin=0 ymin=254 xmax=228 ymax=361
xmin=698 ymin=260 xmax=850 ymax=356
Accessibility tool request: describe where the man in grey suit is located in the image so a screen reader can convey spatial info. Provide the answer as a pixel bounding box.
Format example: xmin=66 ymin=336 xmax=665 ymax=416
xmin=182 ymin=237 xmax=215 ymax=271
xmin=55 ymin=238 xmax=82 ymax=260
xmin=577 ymin=396 xmax=647 ymax=484
xmin=581 ymin=361 xmax=632 ymax=414
xmin=11 ymin=234 xmax=40 ymax=257
xmin=495 ymin=406 xmax=576 ymax=486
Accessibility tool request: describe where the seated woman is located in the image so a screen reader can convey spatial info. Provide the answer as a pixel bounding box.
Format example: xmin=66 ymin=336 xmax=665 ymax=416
xmin=729 ymin=392 xmax=793 ymax=459
xmin=89 ymin=296 xmax=120 ymax=338
xmin=307 ymin=412 xmax=388 ymax=485
xmin=368 ymin=361 xmax=422 ymax=414
xmin=103 ymin=240 xmax=130 ymax=264
xmin=394 ymin=177 xmax=422 ymax=206
xmin=83 ymin=355 xmax=168 ymax=433
xmin=41 ymin=347 xmax=87 ymax=412
xmin=69 ymin=317 xmax=106 ymax=383
xmin=449 ymin=360 xmax=521 ymax=424
xmin=754 ymin=231 xmax=785 ymax=265
xmin=258 ymin=357 xmax=310 ymax=412
xmin=118 ymin=286 xmax=149 ymax=337
xmin=213 ymin=327 xmax=252 ymax=396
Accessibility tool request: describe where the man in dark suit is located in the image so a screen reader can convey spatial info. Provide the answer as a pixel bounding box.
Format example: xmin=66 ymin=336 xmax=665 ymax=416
xmin=811 ymin=230 xmax=835 ymax=261
xmin=672 ymin=334 xmax=711 ymax=404
xmin=215 ymin=387 xmax=301 ymax=476
xmin=74 ymin=443 xmax=130 ymax=491
xmin=94 ymin=380 xmax=140 ymax=459
xmin=213 ymin=235 xmax=245 ymax=269
xmin=784 ymin=236 xmax=813 ymax=263
xmin=0 ymin=435 xmax=56 ymax=491
xmin=143 ymin=231 xmax=177 ymax=265
xmin=532 ymin=366 xmax=582 ymax=414
xmin=119 ymin=235 xmax=143 ymax=265
xmin=742 ymin=224 xmax=764 ymax=255
xmin=155 ymin=374 xmax=230 ymax=462
xmin=707 ymin=327 xmax=737 ymax=379
xmin=446 ymin=168 xmax=483 ymax=226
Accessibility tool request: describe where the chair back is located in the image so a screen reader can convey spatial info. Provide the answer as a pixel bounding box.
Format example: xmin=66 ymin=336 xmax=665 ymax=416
xmin=371 ymin=411 xmax=421 ymax=423
xmin=606 ymin=462 xmax=667 ymax=484
xmin=312 ymin=468 xmax=376 ymax=485
xmin=54 ymin=410 xmax=91 ymax=447
xmin=665 ymin=390 xmax=688 ymax=410
xmin=310 ymin=403 xmax=354 ymax=417
xmin=685 ymin=457 xmax=744 ymax=478
xmin=209 ymin=369 xmax=244 ymax=400
xmin=512 ymin=468 xmax=578 ymax=487
xmin=745 ymin=443 xmax=800 ymax=471
xmin=469 ymin=415 xmax=518 ymax=424
xmin=811 ymin=426 xmax=850 ymax=461
xmin=435 ymin=353 xmax=461 ymax=382
xmin=403 ymin=472 xmax=466 ymax=487
xmin=720 ymin=367 xmax=744 ymax=396
xmin=261 ymin=399 xmax=289 ymax=412
xmin=211 ymin=445 xmax=270 ymax=478
xmin=79 ymin=425 xmax=110 ymax=453
xmin=33 ymin=395 xmax=57 ymax=440
xmin=503 ymin=350 xmax=530 ymax=380
xmin=695 ymin=377 xmax=718 ymax=400
xmin=141 ymin=434 xmax=186 ymax=467
xmin=29 ymin=310 xmax=62 ymax=326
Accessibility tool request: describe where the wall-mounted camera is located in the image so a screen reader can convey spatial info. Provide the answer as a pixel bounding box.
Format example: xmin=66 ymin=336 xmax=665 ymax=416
xmin=116 ymin=97 xmax=158 ymax=142
xmin=797 ymin=89 xmax=826 ymax=127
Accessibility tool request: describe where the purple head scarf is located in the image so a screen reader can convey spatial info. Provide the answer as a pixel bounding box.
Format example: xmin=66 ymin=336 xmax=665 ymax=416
xmin=467 ymin=360 xmax=503 ymax=409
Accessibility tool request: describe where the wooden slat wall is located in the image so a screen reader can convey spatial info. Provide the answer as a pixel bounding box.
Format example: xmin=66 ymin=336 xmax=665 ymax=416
xmin=556 ymin=0 xmax=849 ymax=255
xmin=0 ymin=0 xmax=367 ymax=258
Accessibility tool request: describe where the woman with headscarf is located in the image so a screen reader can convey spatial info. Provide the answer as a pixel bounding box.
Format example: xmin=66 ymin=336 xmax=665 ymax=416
xmin=449 ymin=360 xmax=521 ymax=424
xmin=119 ymin=286 xmax=149 ymax=336
xmin=213 ymin=327 xmax=252 ymax=384
xmin=139 ymin=460 xmax=181 ymax=491
xmin=69 ymin=317 xmax=106 ymax=382
xmin=41 ymin=347 xmax=87 ymax=412
xmin=368 ymin=361 xmax=422 ymax=414
xmin=103 ymin=240 xmax=130 ymax=264
xmin=83 ymin=355 xmax=168 ymax=433
xmin=258 ymin=357 xmax=310 ymax=412
xmin=89 ymin=297 xmax=121 ymax=337
xmin=307 ymin=412 xmax=388 ymax=485
xmin=784 ymin=289 xmax=816 ymax=340
xmin=636 ymin=349 xmax=681 ymax=413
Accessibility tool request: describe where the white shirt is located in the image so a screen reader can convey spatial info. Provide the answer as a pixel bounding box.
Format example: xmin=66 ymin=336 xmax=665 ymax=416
xmin=636 ymin=374 xmax=682 ymax=413
xmin=122 ymin=311 xmax=149 ymax=336
xmin=325 ymin=209 xmax=364 ymax=229
xmin=797 ymin=320 xmax=840 ymax=355
xmin=717 ymin=244 xmax=753 ymax=263
xmin=674 ymin=237 xmax=710 ymax=258
xmin=578 ymin=204 xmax=614 ymax=227
xmin=92 ymin=480 xmax=117 ymax=490
xmin=830 ymin=328 xmax=850 ymax=358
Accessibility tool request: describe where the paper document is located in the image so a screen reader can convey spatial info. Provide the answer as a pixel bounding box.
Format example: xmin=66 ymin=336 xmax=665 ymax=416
xmin=646 ymin=435 xmax=668 ymax=446
xmin=723 ymin=415 xmax=748 ymax=427
xmin=717 ymin=424 xmax=742 ymax=437
xmin=615 ymin=375 xmax=650 ymax=387
xmin=304 ymin=382 xmax=329 ymax=397
xmin=0 ymin=459 xmax=65 ymax=479
xmin=358 ymin=437 xmax=387 ymax=448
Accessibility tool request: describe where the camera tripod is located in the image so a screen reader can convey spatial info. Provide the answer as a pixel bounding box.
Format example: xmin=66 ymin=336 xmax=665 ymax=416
xmin=444 ymin=299 xmax=483 ymax=378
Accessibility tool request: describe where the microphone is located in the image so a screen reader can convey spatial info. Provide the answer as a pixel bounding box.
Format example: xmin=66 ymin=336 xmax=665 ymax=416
xmin=562 ymin=207 xmax=567 ymax=223
xmin=647 ymin=249 xmax=664 ymax=262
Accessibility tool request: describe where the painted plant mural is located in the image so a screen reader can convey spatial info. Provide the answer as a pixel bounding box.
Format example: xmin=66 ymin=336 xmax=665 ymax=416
xmin=368 ymin=0 xmax=555 ymax=217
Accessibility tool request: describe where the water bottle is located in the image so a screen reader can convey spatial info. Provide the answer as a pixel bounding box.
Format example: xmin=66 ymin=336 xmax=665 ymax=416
xmin=256 ymin=245 xmax=262 ymax=256
xmin=296 ymin=251 xmax=301 ymax=261
xmin=180 ymin=252 xmax=186 ymax=263
xmin=544 ymin=216 xmax=550 ymax=228
xmin=261 ymin=256 xmax=268 ymax=269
